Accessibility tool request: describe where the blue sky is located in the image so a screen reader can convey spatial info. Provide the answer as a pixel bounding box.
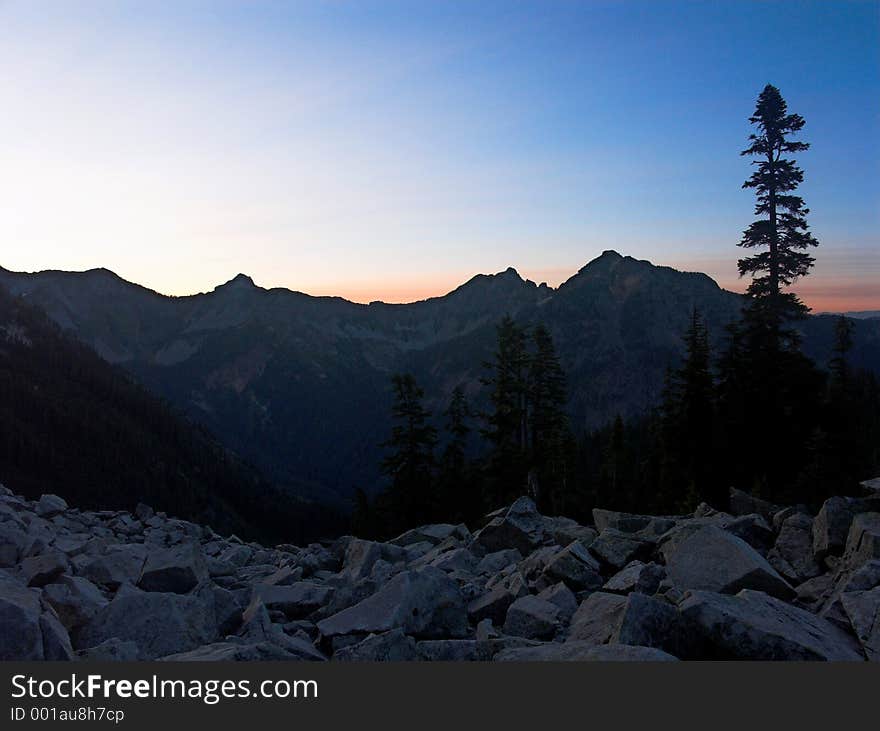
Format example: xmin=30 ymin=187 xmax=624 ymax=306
xmin=1 ymin=1 xmax=877 ymax=309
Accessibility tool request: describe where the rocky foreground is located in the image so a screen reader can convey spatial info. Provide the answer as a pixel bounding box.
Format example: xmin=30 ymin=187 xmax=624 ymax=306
xmin=2 ymin=481 xmax=880 ymax=662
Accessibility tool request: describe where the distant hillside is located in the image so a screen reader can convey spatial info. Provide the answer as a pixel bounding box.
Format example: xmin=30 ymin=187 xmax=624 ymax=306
xmin=3 ymin=252 xmax=878 ymax=506
xmin=0 ymin=286 xmax=342 ymax=543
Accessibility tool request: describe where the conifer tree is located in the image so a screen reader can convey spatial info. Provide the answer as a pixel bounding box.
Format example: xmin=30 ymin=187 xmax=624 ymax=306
xmin=739 ymin=84 xmax=819 ymax=336
xmin=438 ymin=385 xmax=477 ymax=521
xmin=380 ymin=373 xmax=437 ymax=529
xmin=528 ymin=324 xmax=571 ymax=513
xmin=481 ymin=316 xmax=530 ymax=505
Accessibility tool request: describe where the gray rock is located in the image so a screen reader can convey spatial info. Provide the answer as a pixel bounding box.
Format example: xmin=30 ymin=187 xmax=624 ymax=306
xmin=334 ymin=628 xmax=419 ymax=661
xmin=503 ymin=595 xmax=560 ymax=640
xmin=542 ymin=541 xmax=604 ymax=591
xmin=41 ymin=575 xmax=108 ymax=630
xmin=603 ymin=561 xmax=666 ymax=595
xmin=36 ymin=494 xmax=68 ymax=518
xmin=40 ymin=611 xmax=75 ymax=660
xmin=663 ymin=525 xmax=793 ymax=599
xmin=611 ymin=593 xmax=685 ymax=656
xmin=78 ymin=584 xmax=218 ymax=660
xmin=417 ymin=639 xmax=486 ymax=661
xmin=536 ymin=582 xmax=578 ymax=621
xmin=545 ymin=517 xmax=598 ymax=548
xmin=78 ymin=544 xmax=147 ymax=588
xmin=844 ymin=513 xmax=880 ymax=570
xmin=813 ymin=496 xmax=858 ymax=560
xmin=430 ymin=547 xmax=477 ymax=573
xmin=468 ymin=585 xmax=521 ymax=625
xmin=590 ymin=529 xmax=651 ymax=570
xmin=342 ymin=539 xmax=407 ymax=581
xmin=729 ymin=488 xmax=778 ymax=522
xmin=317 ymin=567 xmax=467 ymax=640
xmin=138 ymin=542 xmax=208 ymax=593
xmin=592 ymin=509 xmax=677 ymax=539
xmin=841 ymin=587 xmax=880 ymax=661
xmin=77 ymin=638 xmax=141 ymax=661
xmin=495 ymin=641 xmax=678 ymax=661
xmin=0 ymin=574 xmax=43 ymax=659
xmin=475 ymin=548 xmax=522 ymax=575
xmin=253 ymin=582 xmax=334 ymax=619
xmin=163 ymin=638 xmax=324 ymax=662
xmin=390 ymin=524 xmax=470 ymax=547
xmin=768 ymin=513 xmax=822 ymax=584
xmin=566 ymin=592 xmax=627 ymax=645
xmin=471 ymin=497 xmax=547 ymax=555
xmin=679 ymin=589 xmax=864 ymax=661
xmin=21 ymin=550 xmax=69 ymax=587
xmin=0 ymin=524 xmax=28 ymax=567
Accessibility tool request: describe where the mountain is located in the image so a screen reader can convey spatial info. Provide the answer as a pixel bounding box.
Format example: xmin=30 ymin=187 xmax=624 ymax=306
xmin=0 ymin=285 xmax=343 ymax=542
xmin=2 ymin=251 xmax=878 ymax=507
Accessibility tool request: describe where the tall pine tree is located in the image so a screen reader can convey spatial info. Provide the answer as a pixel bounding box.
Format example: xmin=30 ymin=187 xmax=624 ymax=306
xmin=380 ymin=373 xmax=437 ymax=531
xmin=481 ymin=316 xmax=530 ymax=506
xmin=528 ymin=324 xmax=572 ymax=513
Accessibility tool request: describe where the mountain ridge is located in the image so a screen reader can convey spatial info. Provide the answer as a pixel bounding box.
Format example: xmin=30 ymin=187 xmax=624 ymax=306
xmin=2 ymin=253 xmax=878 ymax=508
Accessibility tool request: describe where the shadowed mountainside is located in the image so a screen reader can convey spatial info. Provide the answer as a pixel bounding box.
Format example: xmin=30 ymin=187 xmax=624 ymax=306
xmin=2 ymin=251 xmax=878 ymax=507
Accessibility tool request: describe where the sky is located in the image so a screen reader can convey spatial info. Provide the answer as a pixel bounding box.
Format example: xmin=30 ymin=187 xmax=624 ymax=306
xmin=1 ymin=1 xmax=878 ymax=311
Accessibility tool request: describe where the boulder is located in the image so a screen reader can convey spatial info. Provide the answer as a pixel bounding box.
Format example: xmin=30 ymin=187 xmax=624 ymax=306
xmin=603 ymin=561 xmax=666 ymax=596
xmin=41 ymin=575 xmax=108 ymax=630
xmin=610 ymin=593 xmax=686 ymax=657
xmin=841 ymin=587 xmax=880 ymax=661
xmin=471 ymin=497 xmax=546 ymax=556
xmin=662 ymin=525 xmax=793 ymax=599
xmin=566 ymin=592 xmax=627 ymax=645
xmin=536 ymin=582 xmax=578 ymax=622
xmin=39 ymin=611 xmax=75 ymax=661
xmin=35 ymin=494 xmax=68 ymax=518
xmin=78 ymin=584 xmax=217 ymax=660
xmin=161 ymin=640 xmax=321 ymax=662
xmin=468 ymin=585 xmax=522 ymax=625
xmin=679 ymin=589 xmax=864 ymax=661
xmin=813 ymin=496 xmax=858 ymax=560
xmin=334 ymin=628 xmax=420 ymax=661
xmin=0 ymin=574 xmax=43 ymax=659
xmin=430 ymin=547 xmax=477 ymax=573
xmin=342 ymin=539 xmax=407 ymax=581
xmin=253 ymin=582 xmax=334 ymax=620
xmin=78 ymin=544 xmax=147 ymax=588
xmin=728 ymin=488 xmax=778 ymax=522
xmin=545 ymin=517 xmax=598 ymax=548
xmin=77 ymin=638 xmax=141 ymax=661
xmin=138 ymin=542 xmax=208 ymax=593
xmin=542 ymin=541 xmax=603 ymax=591
xmin=390 ymin=524 xmax=470 ymax=547
xmin=21 ymin=551 xmax=69 ymax=587
xmin=767 ymin=513 xmax=822 ymax=584
xmin=592 ymin=509 xmax=677 ymax=539
xmin=590 ymin=529 xmax=651 ymax=570
xmin=317 ymin=567 xmax=467 ymax=640
xmin=495 ymin=642 xmax=678 ymax=661
xmin=844 ymin=513 xmax=880 ymax=570
xmin=0 ymin=523 xmax=28 ymax=567
xmin=417 ymin=639 xmax=486 ymax=662
xmin=475 ymin=548 xmax=522 ymax=575
xmin=502 ymin=595 xmax=560 ymax=640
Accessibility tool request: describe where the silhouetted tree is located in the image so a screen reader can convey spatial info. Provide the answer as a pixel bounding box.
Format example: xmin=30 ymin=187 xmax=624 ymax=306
xmin=528 ymin=324 xmax=572 ymax=513
xmin=739 ymin=83 xmax=819 ymax=335
xmin=658 ymin=308 xmax=718 ymax=509
xmin=438 ymin=385 xmax=478 ymax=522
xmin=481 ymin=316 xmax=530 ymax=506
xmin=380 ymin=373 xmax=437 ymax=530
